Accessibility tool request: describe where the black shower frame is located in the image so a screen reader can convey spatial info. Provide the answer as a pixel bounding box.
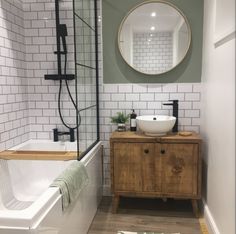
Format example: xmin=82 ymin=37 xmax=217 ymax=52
xmin=73 ymin=0 xmax=100 ymax=160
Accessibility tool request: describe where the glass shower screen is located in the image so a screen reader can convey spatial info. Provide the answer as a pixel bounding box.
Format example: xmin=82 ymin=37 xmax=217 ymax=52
xmin=73 ymin=0 xmax=99 ymax=159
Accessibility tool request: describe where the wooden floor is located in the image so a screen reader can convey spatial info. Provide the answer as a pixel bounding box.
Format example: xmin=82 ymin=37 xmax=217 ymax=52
xmin=88 ymin=197 xmax=205 ymax=234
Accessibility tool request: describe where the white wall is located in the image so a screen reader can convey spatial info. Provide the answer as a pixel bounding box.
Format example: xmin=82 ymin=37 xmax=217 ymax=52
xmin=201 ymin=0 xmax=235 ymax=234
xmin=215 ymin=0 xmax=235 ymax=41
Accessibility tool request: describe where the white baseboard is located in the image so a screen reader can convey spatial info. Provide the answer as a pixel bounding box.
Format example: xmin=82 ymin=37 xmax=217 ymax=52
xmin=203 ymin=200 xmax=220 ymax=234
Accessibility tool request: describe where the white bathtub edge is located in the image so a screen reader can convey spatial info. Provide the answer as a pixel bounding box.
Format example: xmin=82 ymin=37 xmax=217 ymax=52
xmin=0 ymin=188 xmax=60 ymax=229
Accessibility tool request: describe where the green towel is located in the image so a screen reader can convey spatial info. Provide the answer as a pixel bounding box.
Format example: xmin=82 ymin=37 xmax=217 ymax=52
xmin=50 ymin=161 xmax=89 ymax=210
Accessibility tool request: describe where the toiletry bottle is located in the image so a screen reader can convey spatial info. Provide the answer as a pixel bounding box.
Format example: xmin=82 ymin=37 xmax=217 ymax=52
xmin=130 ymin=109 xmax=137 ymax=131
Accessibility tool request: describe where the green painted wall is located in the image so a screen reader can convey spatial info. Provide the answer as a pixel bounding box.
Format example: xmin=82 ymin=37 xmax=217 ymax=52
xmin=102 ymin=0 xmax=203 ymax=83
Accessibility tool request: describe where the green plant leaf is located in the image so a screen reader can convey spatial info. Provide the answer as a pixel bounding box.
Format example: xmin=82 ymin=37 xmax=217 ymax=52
xmin=110 ymin=112 xmax=130 ymax=123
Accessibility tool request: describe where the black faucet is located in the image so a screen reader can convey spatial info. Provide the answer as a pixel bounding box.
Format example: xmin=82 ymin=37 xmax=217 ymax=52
xmin=163 ymin=100 xmax=179 ymax=132
xmin=53 ymin=128 xmax=75 ymax=142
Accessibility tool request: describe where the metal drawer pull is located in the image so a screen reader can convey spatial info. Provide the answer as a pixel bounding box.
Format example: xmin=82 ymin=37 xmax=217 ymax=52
xmin=144 ymin=149 xmax=149 ymax=154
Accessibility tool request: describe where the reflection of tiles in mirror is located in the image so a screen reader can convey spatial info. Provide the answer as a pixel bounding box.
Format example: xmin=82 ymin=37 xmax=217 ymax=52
xmin=117 ymin=232 xmax=180 ymax=234
xmin=133 ymin=32 xmax=173 ymax=74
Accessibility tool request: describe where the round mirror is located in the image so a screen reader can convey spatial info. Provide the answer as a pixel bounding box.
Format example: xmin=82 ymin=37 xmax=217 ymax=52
xmin=118 ymin=1 xmax=191 ymax=75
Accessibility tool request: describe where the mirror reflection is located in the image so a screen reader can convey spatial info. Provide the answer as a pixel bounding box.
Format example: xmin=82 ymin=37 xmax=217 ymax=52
xmin=118 ymin=1 xmax=191 ymax=75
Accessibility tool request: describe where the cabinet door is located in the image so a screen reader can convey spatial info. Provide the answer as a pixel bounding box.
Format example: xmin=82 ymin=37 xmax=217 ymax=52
xmin=113 ymin=143 xmax=161 ymax=192
xmin=113 ymin=143 xmax=142 ymax=192
xmin=142 ymin=143 xmax=161 ymax=192
xmin=161 ymin=143 xmax=199 ymax=196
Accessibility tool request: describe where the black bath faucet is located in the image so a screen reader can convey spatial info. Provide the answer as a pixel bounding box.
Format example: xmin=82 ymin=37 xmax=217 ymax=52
xmin=53 ymin=128 xmax=75 ymax=142
xmin=163 ymin=100 xmax=179 ymax=132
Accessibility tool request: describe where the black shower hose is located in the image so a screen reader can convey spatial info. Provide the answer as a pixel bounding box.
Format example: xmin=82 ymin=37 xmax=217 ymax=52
xmin=58 ymin=53 xmax=81 ymax=130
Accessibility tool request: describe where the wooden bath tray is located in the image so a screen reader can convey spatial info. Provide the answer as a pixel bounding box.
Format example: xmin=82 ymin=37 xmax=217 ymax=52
xmin=0 ymin=150 xmax=78 ymax=160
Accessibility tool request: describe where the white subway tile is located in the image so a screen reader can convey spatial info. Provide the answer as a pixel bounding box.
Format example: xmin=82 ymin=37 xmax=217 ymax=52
xmin=118 ymin=101 xmax=132 ymax=109
xmin=193 ymin=83 xmax=202 ymax=92
xmin=42 ymin=94 xmax=55 ymax=101
xmin=43 ymin=109 xmax=55 ymax=116
xmin=185 ymin=93 xmax=200 ymax=101
xmin=100 ymin=93 xmax=111 ymax=101
xmin=37 ymin=132 xmax=50 ymax=139
xmin=169 ymin=93 xmax=185 ymax=101
xmin=155 ymin=109 xmax=170 ymax=115
xmin=28 ymin=93 xmax=42 ymax=101
xmin=179 ymin=101 xmax=192 ymax=109
xmin=185 ymin=110 xmax=200 ymax=118
xmin=162 ymin=84 xmax=177 ymax=92
xmin=31 ymin=20 xmax=44 ymax=28
xmin=104 ymin=102 xmax=118 ymax=109
xmin=179 ymin=118 xmax=191 ymax=126
xmin=33 ymin=53 xmax=46 ymax=61
xmin=147 ymin=102 xmax=162 ymax=109
xmin=147 ymin=84 xmax=162 ymax=92
xmin=104 ymin=84 xmax=118 ymax=93
xmin=36 ymin=117 xmax=49 ymax=124
xmin=35 ymin=86 xmax=48 ymax=93
xmin=155 ymin=93 xmax=169 ymax=101
xmin=178 ymin=84 xmax=193 ymax=92
xmin=111 ymin=93 xmax=125 ymax=101
xmin=125 ymin=93 xmax=139 ymax=101
xmin=118 ymin=84 xmax=132 ymax=93
xmin=139 ymin=109 xmax=155 ymax=115
xmin=36 ymin=102 xmax=49 ymax=109
xmin=100 ymin=109 xmax=111 ymax=117
xmin=33 ymin=37 xmax=46 ymax=45
xmin=133 ymin=84 xmax=147 ymax=93
xmin=192 ymin=102 xmax=201 ymax=109
xmin=140 ymin=93 xmax=154 ymax=101
xmin=31 ymin=3 xmax=45 ymax=11
xmin=133 ymin=102 xmax=147 ymax=110
xmin=0 ymin=95 xmax=7 ymax=104
xmin=30 ymin=109 xmax=43 ymax=117
xmin=0 ymin=114 xmax=8 ymax=123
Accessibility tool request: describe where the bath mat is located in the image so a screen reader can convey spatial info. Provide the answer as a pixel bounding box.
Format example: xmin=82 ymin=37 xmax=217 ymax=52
xmin=117 ymin=232 xmax=180 ymax=234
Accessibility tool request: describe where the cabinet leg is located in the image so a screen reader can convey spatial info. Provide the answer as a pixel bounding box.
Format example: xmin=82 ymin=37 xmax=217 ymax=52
xmin=191 ymin=199 xmax=199 ymax=218
xmin=112 ymin=195 xmax=120 ymax=213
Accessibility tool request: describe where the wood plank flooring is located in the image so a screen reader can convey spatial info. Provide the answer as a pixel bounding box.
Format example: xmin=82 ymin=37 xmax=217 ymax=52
xmin=88 ymin=197 xmax=205 ymax=234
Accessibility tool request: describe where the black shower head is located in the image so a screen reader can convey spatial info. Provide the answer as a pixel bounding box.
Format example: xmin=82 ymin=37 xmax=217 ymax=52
xmin=59 ymin=24 xmax=68 ymax=53
xmin=59 ymin=24 xmax=68 ymax=37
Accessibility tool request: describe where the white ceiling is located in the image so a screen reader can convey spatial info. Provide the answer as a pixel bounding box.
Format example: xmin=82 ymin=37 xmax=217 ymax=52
xmin=123 ymin=2 xmax=184 ymax=32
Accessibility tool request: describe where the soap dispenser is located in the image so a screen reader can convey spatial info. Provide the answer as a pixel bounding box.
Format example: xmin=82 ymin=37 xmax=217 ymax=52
xmin=130 ymin=109 xmax=137 ymax=131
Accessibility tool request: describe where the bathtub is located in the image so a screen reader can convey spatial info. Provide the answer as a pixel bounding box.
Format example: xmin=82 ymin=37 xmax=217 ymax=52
xmin=0 ymin=140 xmax=103 ymax=234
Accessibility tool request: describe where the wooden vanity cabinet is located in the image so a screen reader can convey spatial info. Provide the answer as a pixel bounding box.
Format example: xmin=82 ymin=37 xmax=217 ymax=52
xmin=110 ymin=131 xmax=202 ymax=216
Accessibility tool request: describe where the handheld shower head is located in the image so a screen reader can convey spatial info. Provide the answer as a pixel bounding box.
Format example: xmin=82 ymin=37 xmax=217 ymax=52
xmin=59 ymin=24 xmax=68 ymax=53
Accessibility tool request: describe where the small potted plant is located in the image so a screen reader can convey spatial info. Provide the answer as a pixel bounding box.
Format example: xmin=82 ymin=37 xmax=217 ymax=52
xmin=110 ymin=112 xmax=130 ymax=132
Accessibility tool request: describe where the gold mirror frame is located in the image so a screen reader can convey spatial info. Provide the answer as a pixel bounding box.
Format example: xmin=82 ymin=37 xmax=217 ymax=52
xmin=118 ymin=0 xmax=192 ymax=75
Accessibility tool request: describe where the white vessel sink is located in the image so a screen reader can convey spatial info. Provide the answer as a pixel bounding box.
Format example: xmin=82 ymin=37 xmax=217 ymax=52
xmin=136 ymin=115 xmax=176 ymax=136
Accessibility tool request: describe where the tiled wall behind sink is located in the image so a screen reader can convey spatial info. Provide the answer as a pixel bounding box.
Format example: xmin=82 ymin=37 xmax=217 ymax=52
xmin=0 ymin=0 xmax=29 ymax=151
xmin=99 ymin=83 xmax=202 ymax=195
